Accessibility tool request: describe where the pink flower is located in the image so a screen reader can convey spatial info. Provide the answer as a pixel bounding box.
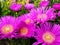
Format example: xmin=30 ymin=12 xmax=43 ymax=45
xmin=10 ymin=3 xmax=22 ymax=11
xmin=0 ymin=16 xmax=17 ymax=39
xmin=33 ymin=22 xmax=60 ymax=45
xmin=39 ymin=1 xmax=49 ymax=8
xmin=52 ymin=3 xmax=60 ymax=10
xmin=29 ymin=8 xmax=56 ymax=23
xmin=24 ymin=3 xmax=35 ymax=10
xmin=15 ymin=19 xmax=35 ymax=38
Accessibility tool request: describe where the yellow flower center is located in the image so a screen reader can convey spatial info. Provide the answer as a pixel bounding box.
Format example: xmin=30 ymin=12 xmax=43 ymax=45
xmin=1 ymin=24 xmax=14 ymax=34
xmin=42 ymin=32 xmax=55 ymax=43
xmin=25 ymin=19 xmax=31 ymax=24
xmin=20 ymin=27 xmax=28 ymax=35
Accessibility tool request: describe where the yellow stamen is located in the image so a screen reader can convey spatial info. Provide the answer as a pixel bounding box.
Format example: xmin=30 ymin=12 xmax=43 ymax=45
xmin=25 ymin=19 xmax=31 ymax=24
xmin=42 ymin=32 xmax=55 ymax=43
xmin=20 ymin=27 xmax=28 ymax=35
xmin=1 ymin=24 xmax=13 ymax=34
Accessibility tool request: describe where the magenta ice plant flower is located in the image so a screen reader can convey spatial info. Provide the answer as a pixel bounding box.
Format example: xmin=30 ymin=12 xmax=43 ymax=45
xmin=16 ymin=18 xmax=35 ymax=38
xmin=32 ymin=22 xmax=60 ymax=45
xmin=24 ymin=3 xmax=35 ymax=10
xmin=0 ymin=16 xmax=17 ymax=39
xmin=39 ymin=1 xmax=49 ymax=8
xmin=10 ymin=3 xmax=22 ymax=12
xmin=52 ymin=3 xmax=60 ymax=10
xmin=17 ymin=13 xmax=36 ymax=25
xmin=29 ymin=8 xmax=56 ymax=23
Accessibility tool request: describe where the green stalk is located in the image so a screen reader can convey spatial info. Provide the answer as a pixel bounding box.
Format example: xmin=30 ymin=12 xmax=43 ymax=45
xmin=26 ymin=39 xmax=30 ymax=45
xmin=9 ymin=39 xmax=14 ymax=45
xmin=21 ymin=38 xmax=30 ymax=45
xmin=21 ymin=39 xmax=26 ymax=45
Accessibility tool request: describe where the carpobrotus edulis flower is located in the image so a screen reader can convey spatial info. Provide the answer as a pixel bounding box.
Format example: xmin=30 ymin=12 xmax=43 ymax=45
xmin=17 ymin=14 xmax=35 ymax=25
xmin=15 ymin=20 xmax=35 ymax=38
xmin=0 ymin=16 xmax=17 ymax=39
xmin=29 ymin=8 xmax=56 ymax=23
xmin=24 ymin=3 xmax=35 ymax=10
xmin=39 ymin=0 xmax=49 ymax=8
xmin=52 ymin=3 xmax=60 ymax=10
xmin=32 ymin=22 xmax=60 ymax=45
xmin=10 ymin=3 xmax=22 ymax=12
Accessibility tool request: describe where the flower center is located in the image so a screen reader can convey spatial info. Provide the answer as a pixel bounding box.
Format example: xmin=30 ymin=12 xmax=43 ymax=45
xmin=25 ymin=19 xmax=31 ymax=24
xmin=42 ymin=32 xmax=55 ymax=43
xmin=1 ymin=24 xmax=14 ymax=34
xmin=20 ymin=27 xmax=28 ymax=35
xmin=37 ymin=14 xmax=47 ymax=21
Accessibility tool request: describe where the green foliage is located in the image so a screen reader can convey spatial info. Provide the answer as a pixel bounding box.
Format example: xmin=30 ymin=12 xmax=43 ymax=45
xmin=1 ymin=1 xmax=10 ymax=16
xmin=1 ymin=0 xmax=60 ymax=16
xmin=0 ymin=0 xmax=28 ymax=17
xmin=49 ymin=0 xmax=60 ymax=6
xmin=34 ymin=0 xmax=41 ymax=7
xmin=0 ymin=38 xmax=30 ymax=45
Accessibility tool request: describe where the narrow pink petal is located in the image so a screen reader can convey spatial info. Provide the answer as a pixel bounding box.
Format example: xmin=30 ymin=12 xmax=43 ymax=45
xmin=32 ymin=41 xmax=41 ymax=45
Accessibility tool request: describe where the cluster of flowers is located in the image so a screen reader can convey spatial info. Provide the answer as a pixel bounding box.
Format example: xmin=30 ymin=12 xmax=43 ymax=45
xmin=1 ymin=0 xmax=60 ymax=45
